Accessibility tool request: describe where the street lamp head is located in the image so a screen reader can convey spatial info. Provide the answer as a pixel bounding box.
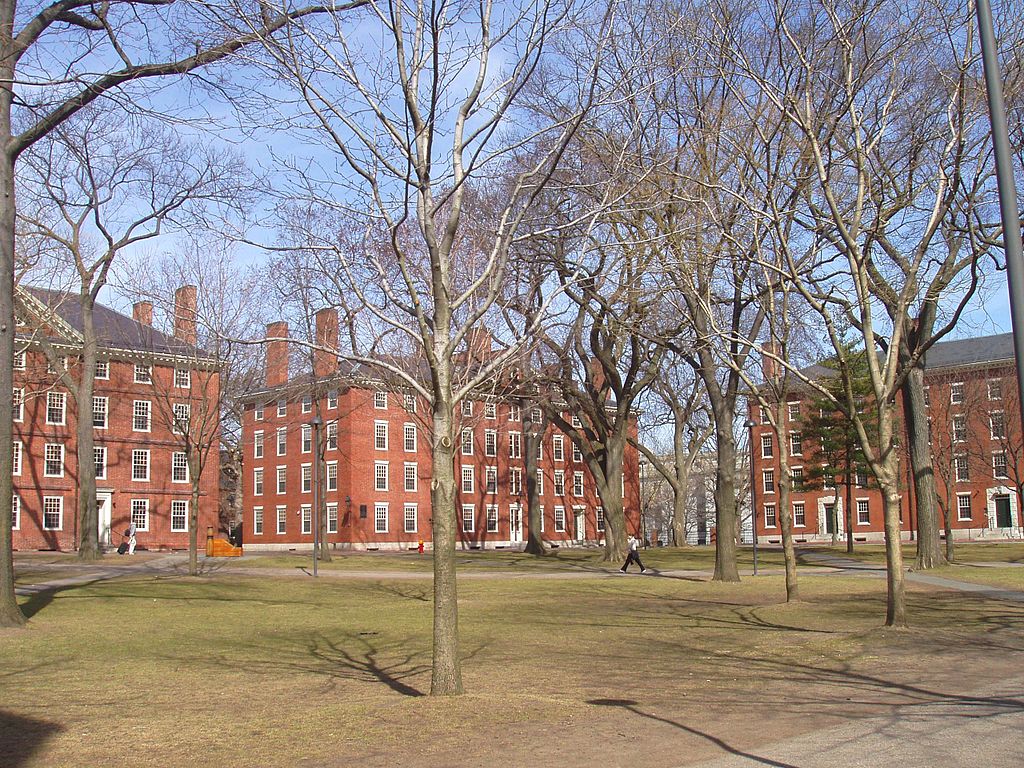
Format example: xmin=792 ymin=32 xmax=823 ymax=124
xmin=311 ymin=415 xmax=323 ymax=427
xmin=744 ymin=418 xmax=756 ymax=429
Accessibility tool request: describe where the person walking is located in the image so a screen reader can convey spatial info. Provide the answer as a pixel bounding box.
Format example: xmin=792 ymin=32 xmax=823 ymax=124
xmin=620 ymin=533 xmax=646 ymax=573
xmin=126 ymin=521 xmax=137 ymax=555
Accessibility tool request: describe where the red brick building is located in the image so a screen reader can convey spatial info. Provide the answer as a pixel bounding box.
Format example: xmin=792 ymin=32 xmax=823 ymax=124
xmin=750 ymin=333 xmax=1023 ymax=544
xmin=239 ymin=310 xmax=641 ymax=550
xmin=12 ymin=287 xmax=220 ymax=551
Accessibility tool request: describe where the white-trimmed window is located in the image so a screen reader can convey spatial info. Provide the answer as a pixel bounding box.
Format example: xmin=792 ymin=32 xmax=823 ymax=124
xmin=47 ymin=355 xmax=67 ymax=374
xmin=485 ymin=466 xmax=497 ymax=495
xmin=923 ymin=386 xmax=930 ymax=406
xmin=47 ymin=391 xmax=66 ymax=425
xmin=44 ymin=443 xmax=64 ymax=477
xmin=760 ymin=405 xmax=770 ymax=424
xmin=326 ymin=421 xmax=338 ymax=450
xmin=573 ymin=471 xmax=584 ymax=497
xmin=375 ymin=461 xmax=389 ymax=491
xmin=554 ymin=470 xmax=565 ymax=496
xmin=132 ymin=449 xmax=150 ymax=481
xmin=539 ymin=505 xmax=545 ymax=532
xmin=302 ymin=424 xmax=313 ymax=453
xmin=277 ymin=399 xmax=287 ymax=417
xmin=553 ymin=435 xmax=564 ymax=462
xmin=554 ymin=506 xmax=566 ymax=532
xmin=596 ymin=507 xmax=605 ymax=532
xmin=793 ymin=501 xmax=805 ymax=527
xmin=12 ymin=387 xmax=22 ymax=422
xmin=404 ymin=423 xmax=417 ymax=452
xmin=94 ymin=446 xmax=106 ymax=480
xmin=957 ymin=493 xmax=972 ymax=522
xmin=326 ymin=461 xmax=338 ymax=492
xmin=484 ymin=430 xmax=497 ymax=457
xmin=462 ymin=466 xmax=474 ymax=493
xmin=277 ymin=427 xmax=287 ymax=455
xmin=11 ymin=494 xmax=20 ymax=530
xmin=790 ymin=432 xmax=803 ymax=456
xmin=253 ymin=506 xmax=264 ymax=535
xmin=509 ymin=404 xmax=521 ymax=422
xmin=764 ymin=503 xmax=777 ymax=528
xmin=572 ymin=443 xmax=583 ymax=463
xmin=134 ymin=364 xmax=152 ymax=384
xmin=404 ymin=503 xmax=417 ymax=533
xmin=404 ymin=462 xmax=417 ymax=492
xmin=461 ymin=399 xmax=473 ymax=417
xmin=950 ymin=382 xmax=964 ymax=404
xmin=276 ymin=505 xmax=287 ymax=534
xmin=760 ymin=433 xmax=774 ymax=458
xmin=461 ymin=428 xmax=474 ymax=456
xmin=988 ymin=379 xmax=1003 ymax=401
xmin=990 ymin=411 xmax=1006 ymax=440
xmin=856 ymin=499 xmax=870 ymax=525
xmin=855 ymin=466 xmax=868 ymax=488
xmin=171 ymin=499 xmax=188 ymax=532
xmin=993 ymin=452 xmax=1009 ymax=479
xmin=301 ymin=394 xmax=312 ymax=414
xmin=462 ymin=504 xmax=475 ymax=532
xmin=536 ymin=438 xmax=544 ymax=461
xmin=485 ymin=402 xmax=497 ymax=420
xmin=954 ymin=455 xmax=970 ymax=483
xmin=254 ymin=468 xmax=264 ymax=496
xmin=13 ymin=349 xmax=25 ymax=370
xmin=12 ymin=441 xmax=21 ymax=476
xmin=762 ymin=469 xmax=775 ymax=494
xmin=301 ymin=464 xmax=312 ymax=493
xmin=374 ymin=391 xmax=388 ymax=409
xmin=375 ymin=421 xmax=389 ymax=451
xmin=276 ymin=466 xmax=287 ymax=494
xmin=43 ymin=496 xmax=63 ymax=530
xmin=509 ymin=468 xmax=522 ymax=496
xmin=254 ymin=431 xmax=264 ymax=459
xmin=327 ymin=503 xmax=338 ymax=533
xmin=571 ymin=414 xmax=582 ymax=428
xmin=301 ymin=504 xmax=312 ymax=534
xmin=790 ymin=466 xmax=804 ymax=492
xmin=536 ymin=470 xmax=544 ymax=496
xmin=254 ymin=403 xmax=264 ymax=421
xmin=486 ymin=505 xmax=499 ymax=533
xmin=328 ymin=390 xmax=339 ymax=409
xmin=174 ymin=369 xmax=191 ymax=389
xmin=133 ymin=400 xmax=151 ymax=432
xmin=375 ymin=503 xmax=389 ymax=533
xmin=403 ymin=393 xmax=416 ymax=413
xmin=508 ymin=432 xmax=521 ymax=459
xmin=172 ymin=403 xmax=190 ymax=433
xmin=131 ymin=498 xmax=149 ymax=531
xmin=787 ymin=402 xmax=800 ymax=421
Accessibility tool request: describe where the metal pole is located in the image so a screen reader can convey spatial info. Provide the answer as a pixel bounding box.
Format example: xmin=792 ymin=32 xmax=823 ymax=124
xmin=311 ymin=416 xmax=322 ymax=578
xmin=976 ymin=0 xmax=1024 ymax=441
xmin=745 ymin=418 xmax=759 ymax=576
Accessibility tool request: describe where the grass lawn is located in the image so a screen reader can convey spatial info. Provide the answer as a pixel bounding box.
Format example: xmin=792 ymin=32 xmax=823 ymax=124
xmin=4 ymin=566 xmax=1024 ymax=768
xmin=930 ymin=564 xmax=1024 ymax=591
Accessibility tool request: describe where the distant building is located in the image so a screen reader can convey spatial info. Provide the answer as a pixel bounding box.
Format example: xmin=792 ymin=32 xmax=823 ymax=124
xmin=749 ymin=333 xmax=1022 ymax=543
xmin=13 ymin=286 xmax=220 ymax=551
xmin=239 ymin=310 xmax=641 ymax=550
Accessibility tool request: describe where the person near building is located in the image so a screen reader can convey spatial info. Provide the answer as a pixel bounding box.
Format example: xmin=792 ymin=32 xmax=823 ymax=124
xmin=620 ymin=533 xmax=646 ymax=573
xmin=126 ymin=521 xmax=137 ymax=555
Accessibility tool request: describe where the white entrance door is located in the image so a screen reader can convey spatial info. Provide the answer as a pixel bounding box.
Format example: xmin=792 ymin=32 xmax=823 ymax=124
xmin=509 ymin=505 xmax=523 ymax=544
xmin=97 ymin=492 xmax=113 ymax=548
xmin=575 ymin=508 xmax=586 ymax=542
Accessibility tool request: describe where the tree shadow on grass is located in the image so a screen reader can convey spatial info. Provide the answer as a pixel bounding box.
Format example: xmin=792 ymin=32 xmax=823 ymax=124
xmin=0 ymin=710 xmax=63 ymax=767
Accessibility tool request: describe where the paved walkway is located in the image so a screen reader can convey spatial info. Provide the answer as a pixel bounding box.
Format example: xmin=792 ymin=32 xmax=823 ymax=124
xmin=685 ymin=675 xmax=1024 ymax=768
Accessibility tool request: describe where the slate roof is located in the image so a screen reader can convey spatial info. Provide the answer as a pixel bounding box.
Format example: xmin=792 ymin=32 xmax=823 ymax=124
xmin=924 ymin=332 xmax=1015 ymax=370
xmin=18 ymin=286 xmax=213 ymax=360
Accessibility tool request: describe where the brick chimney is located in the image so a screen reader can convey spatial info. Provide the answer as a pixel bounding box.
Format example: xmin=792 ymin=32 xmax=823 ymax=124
xmin=266 ymin=321 xmax=289 ymax=388
xmin=314 ymin=307 xmax=339 ymax=378
xmin=133 ymin=301 xmax=153 ymax=327
xmin=762 ymin=341 xmax=779 ymax=381
xmin=589 ymin=357 xmax=608 ymax=398
xmin=173 ymin=285 xmax=198 ymax=346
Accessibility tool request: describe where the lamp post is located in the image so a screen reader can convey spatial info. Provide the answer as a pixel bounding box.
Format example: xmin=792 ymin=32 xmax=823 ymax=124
xmin=311 ymin=415 xmax=323 ymax=578
xmin=744 ymin=418 xmax=759 ymax=576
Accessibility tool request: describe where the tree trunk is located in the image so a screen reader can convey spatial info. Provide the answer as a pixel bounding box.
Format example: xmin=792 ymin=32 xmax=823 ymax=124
xmin=901 ymin=358 xmax=943 ymax=569
xmin=522 ymin=421 xmax=545 ymax=556
xmin=189 ymin=454 xmax=201 ymax=576
xmin=430 ymin=381 xmax=462 ymax=696
xmin=670 ymin=418 xmax=690 ymax=547
xmin=775 ymin=408 xmax=799 ymax=601
xmin=0 ymin=61 xmax=25 ymax=624
xmin=593 ymin=433 xmax=627 ymax=562
xmin=941 ymin=503 xmax=954 ymax=563
xmin=76 ymin=299 xmax=101 ymax=560
xmin=712 ymin=424 xmax=740 ymax=582
xmin=879 ymin=468 xmax=907 ymax=627
xmin=844 ymin=460 xmax=854 ymax=554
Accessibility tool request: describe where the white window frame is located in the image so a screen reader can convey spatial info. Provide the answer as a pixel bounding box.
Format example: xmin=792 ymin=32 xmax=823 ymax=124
xmin=508 ymin=404 xmax=521 ymax=422
xmin=92 ymin=396 xmax=108 ymax=430
xmin=536 ymin=470 xmax=544 ymax=496
xmin=572 ymin=443 xmax=582 ymax=463
xmin=375 ymin=421 xmax=389 ymax=451
xmin=485 ymin=466 xmax=497 ymax=495
xmin=462 ymin=465 xmax=474 ymax=493
xmin=277 ymin=427 xmax=287 ymax=456
xmin=131 ymin=498 xmax=150 ymax=531
xmin=375 ymin=461 xmax=389 ymax=492
xmin=326 ymin=461 xmax=338 ymax=492
xmin=132 ymin=400 xmax=151 ymax=432
xmin=956 ymin=493 xmax=972 ymax=522
xmin=276 ymin=466 xmax=287 ymax=494
xmin=553 ymin=470 xmax=565 ymax=496
xmin=993 ymin=452 xmax=1009 ymax=480
xmin=254 ymin=403 xmax=264 ymax=421
xmin=301 ymin=504 xmax=312 ymax=534
xmin=254 ymin=468 xmax=264 ymax=496
xmin=327 ymin=503 xmax=338 ymax=533
xmin=174 ymin=369 xmax=191 ymax=389
xmin=508 ymin=431 xmax=522 ymax=459
xmin=302 ymin=424 xmax=313 ymax=454
xmin=461 ymin=428 xmax=474 ymax=456
xmin=134 ymin=364 xmax=152 ymax=384
xmin=762 ymin=469 xmax=775 ymax=494
xmin=374 ymin=391 xmax=388 ymax=409
xmin=573 ymin=471 xmax=584 ymax=497
xmin=789 ymin=432 xmax=802 ymax=456
xmin=42 ymin=496 xmax=63 ymax=531
xmin=301 ymin=394 xmax=312 ymax=414
xmin=172 ymin=402 xmax=190 ymax=434
xmin=12 ymin=441 xmax=21 ymax=477
xmin=375 ymin=503 xmax=389 ymax=533
xmin=47 ymin=391 xmax=66 ymax=426
xmin=13 ymin=349 xmax=25 ymax=370
xmin=132 ymin=449 xmax=150 ymax=482
xmin=950 ymin=382 xmax=964 ymax=404
xmin=553 ymin=435 xmax=564 ymax=462
xmin=44 ymin=443 xmax=65 ymax=478
xmin=554 ymin=505 xmax=566 ymax=532
xmin=276 ymin=505 xmax=287 ymax=534
xmin=404 ymin=423 xmax=417 ymax=452
xmin=461 ymin=399 xmax=473 ymax=417
xmin=988 ymin=379 xmax=1003 ymax=400
xmin=11 ymin=493 xmax=20 ymax=530
xmin=509 ymin=468 xmax=522 ymax=496
xmin=12 ymin=387 xmax=22 ymax=422
xmin=301 ymin=463 xmax=312 ymax=493
xmin=326 ymin=421 xmax=338 ymax=451
xmin=172 ymin=452 xmax=189 ymax=483
xmin=171 ymin=499 xmax=189 ymax=532
xmin=404 ymin=462 xmax=418 ymax=492
xmin=461 ymin=504 xmax=475 ymax=533
xmin=277 ymin=399 xmax=287 ymax=417
xmin=327 ymin=389 xmax=339 ymax=409
xmin=404 ymin=503 xmax=418 ymax=533
xmin=484 ymin=429 xmax=497 ymax=457
xmin=764 ymin=503 xmax=777 ymax=528
xmin=596 ymin=507 xmax=605 ymax=533
xmin=254 ymin=430 xmax=264 ymax=459
xmin=403 ymin=393 xmax=416 ymax=413
xmin=856 ymin=498 xmax=871 ymax=525
xmin=253 ymin=506 xmax=264 ymax=535
xmin=760 ymin=433 xmax=774 ymax=459
xmin=485 ymin=402 xmax=497 ymax=419
xmin=954 ymin=455 xmax=970 ymax=483
xmin=793 ymin=501 xmax=806 ymax=528
xmin=486 ymin=504 xmax=499 ymax=533
xmin=990 ymin=411 xmax=1006 ymax=440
